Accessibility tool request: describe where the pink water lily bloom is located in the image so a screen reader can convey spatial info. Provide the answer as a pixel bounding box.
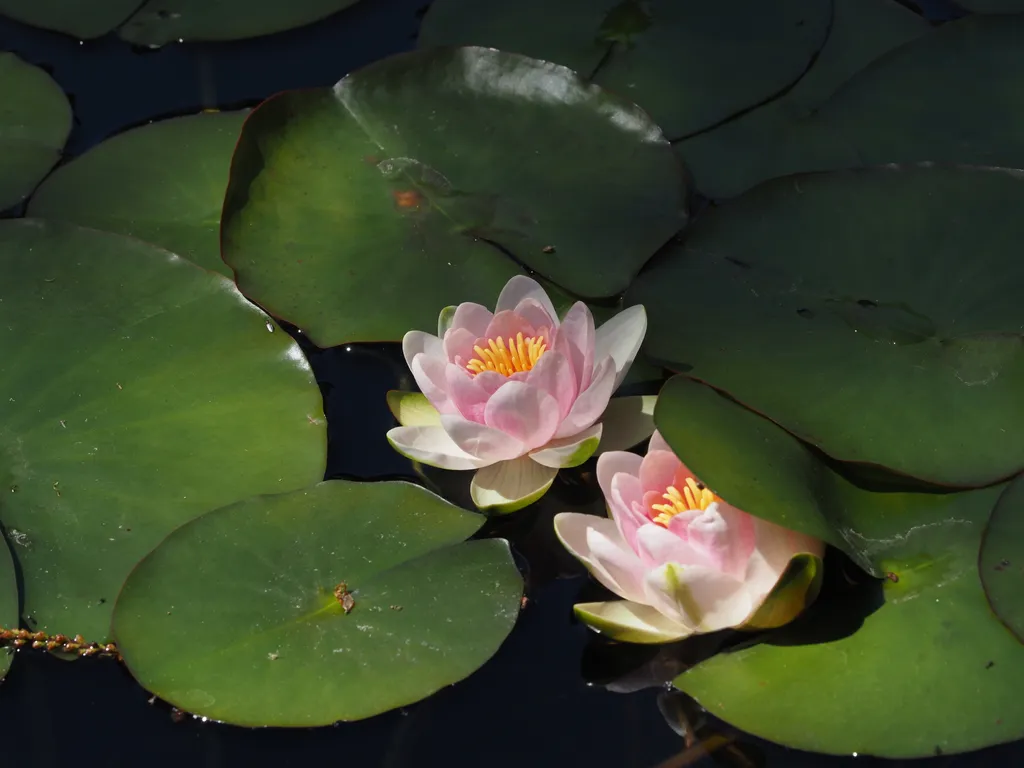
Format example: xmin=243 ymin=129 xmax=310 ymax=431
xmin=386 ymin=275 xmax=650 ymax=513
xmin=554 ymin=430 xmax=824 ymax=644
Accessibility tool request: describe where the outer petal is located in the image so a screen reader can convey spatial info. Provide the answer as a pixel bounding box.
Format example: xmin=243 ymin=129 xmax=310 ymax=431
xmin=448 ymin=301 xmax=492 ymax=338
xmin=386 ymin=425 xmax=490 ymax=470
xmin=483 ymin=381 xmax=560 ymax=451
xmin=573 ymin=600 xmax=692 ymax=645
xmin=648 ymin=429 xmax=672 ymax=453
xmin=402 ymin=329 xmax=443 ymax=369
xmin=554 ymin=301 xmax=595 ymax=392
xmin=743 ymin=514 xmax=825 ymax=607
xmin=528 ymin=423 xmax=602 ymax=468
xmin=385 ymin=390 xmax=441 ymax=427
xmin=643 ymin=563 xmax=751 ymax=633
xmin=410 ymin=353 xmax=456 ymax=414
xmin=470 ymin=456 xmax=557 ymax=514
xmin=440 ymin=414 xmax=526 ymax=463
xmin=494 ymin=274 xmax=559 ymax=325
xmin=596 ymin=450 xmax=643 ymax=502
xmin=594 ymin=395 xmax=657 ymax=455
xmin=554 ymin=356 xmax=616 ymax=439
xmin=594 ymin=304 xmax=647 ymax=391
xmin=437 ymin=305 xmax=458 ymax=337
xmin=554 ymin=512 xmax=648 ymax=604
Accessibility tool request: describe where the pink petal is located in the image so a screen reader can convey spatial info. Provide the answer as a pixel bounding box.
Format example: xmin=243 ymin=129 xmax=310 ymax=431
xmin=525 ymin=350 xmax=576 ymax=419
xmin=594 ymin=304 xmax=647 ymax=391
xmin=638 ymin=449 xmax=682 ymax=496
xmin=553 ymin=356 xmax=616 ymax=439
xmin=554 ymin=302 xmax=595 ymax=392
xmin=596 ymin=450 xmax=643 ymax=504
xmin=513 ymin=297 xmax=556 ymax=334
xmin=634 ymin=524 xmax=716 ymax=569
xmin=483 ymin=309 xmax=539 ymax=347
xmin=609 ymin=472 xmax=648 ymax=550
xmin=495 ymin=275 xmax=559 ymax=325
xmin=443 ymin=327 xmax=481 ymax=367
xmin=410 ymin=353 xmax=457 ymax=415
xmin=743 ymin=514 xmax=824 ymax=606
xmin=712 ymin=501 xmax=758 ymax=576
xmin=440 ymin=414 xmax=525 ymax=463
xmin=445 ymin=364 xmax=495 ymax=424
xmin=648 ymin=429 xmax=671 ymax=453
xmin=683 ymin=505 xmax=740 ymax=575
xmin=449 ymin=301 xmax=493 ymax=338
xmin=483 ymin=381 xmax=561 ymax=451
xmin=553 ymin=512 xmax=647 ymax=604
xmin=643 ymin=563 xmax=751 ymax=633
xmin=386 ymin=425 xmax=490 ymax=470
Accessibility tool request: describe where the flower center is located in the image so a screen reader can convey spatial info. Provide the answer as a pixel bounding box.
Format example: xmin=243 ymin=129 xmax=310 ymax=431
xmin=650 ymin=476 xmax=719 ymax=527
xmin=465 ymin=333 xmax=547 ymax=377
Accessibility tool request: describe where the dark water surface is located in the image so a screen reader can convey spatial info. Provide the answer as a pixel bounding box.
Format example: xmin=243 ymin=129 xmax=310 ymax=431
xmin=0 ymin=2 xmax=1019 ymax=766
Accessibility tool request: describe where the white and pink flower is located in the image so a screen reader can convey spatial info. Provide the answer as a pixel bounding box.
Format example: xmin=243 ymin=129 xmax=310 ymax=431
xmin=555 ymin=431 xmax=824 ymax=643
xmin=387 ymin=275 xmax=651 ymax=513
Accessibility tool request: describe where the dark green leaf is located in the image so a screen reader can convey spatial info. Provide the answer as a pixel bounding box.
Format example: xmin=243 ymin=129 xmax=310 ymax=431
xmin=0 ymin=53 xmax=71 ymax=210
xmin=632 ymin=166 xmax=1024 ymax=486
xmin=0 ymin=219 xmax=326 ymax=641
xmin=979 ymin=473 xmax=1024 ymax=642
xmin=221 ymin=46 xmax=687 ymax=346
xmin=0 ymin=535 xmax=16 ymax=679
xmin=112 ymin=480 xmax=523 ymax=726
xmin=29 ymin=110 xmax=247 ymax=277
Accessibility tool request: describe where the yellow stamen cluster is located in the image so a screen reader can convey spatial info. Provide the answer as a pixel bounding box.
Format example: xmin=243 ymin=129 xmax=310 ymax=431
xmin=465 ymin=333 xmax=547 ymax=376
xmin=650 ymin=476 xmax=718 ymax=527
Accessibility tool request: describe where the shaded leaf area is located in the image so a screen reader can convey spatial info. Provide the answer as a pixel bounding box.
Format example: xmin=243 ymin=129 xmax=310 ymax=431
xmin=0 ymin=220 xmax=326 ymax=641
xmin=0 ymin=0 xmax=363 ymax=45
xmin=0 ymin=52 xmax=71 ymax=211
xmin=656 ymin=376 xmax=1024 ymax=758
xmin=0 ymin=536 xmax=16 ymax=679
xmin=221 ymin=46 xmax=687 ymax=347
xmin=980 ymin=474 xmax=1024 ymax=642
xmin=112 ymin=480 xmax=523 ymax=726
xmin=29 ymin=110 xmax=248 ymax=277
xmin=419 ymin=0 xmax=832 ymax=140
xmin=630 ymin=165 xmax=1024 ymax=486
xmin=675 ymin=0 xmax=928 ymax=199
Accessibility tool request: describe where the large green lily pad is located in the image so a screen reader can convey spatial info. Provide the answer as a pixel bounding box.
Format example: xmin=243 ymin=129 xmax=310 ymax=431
xmin=0 ymin=219 xmax=326 ymax=642
xmin=979 ymin=473 xmax=1024 ymax=642
xmin=675 ymin=0 xmax=928 ymax=199
xmin=630 ymin=165 xmax=1024 ymax=486
xmin=29 ymin=110 xmax=247 ymax=277
xmin=811 ymin=15 xmax=1024 ymax=170
xmin=419 ymin=0 xmax=831 ymax=140
xmin=0 ymin=535 xmax=16 ymax=679
xmin=0 ymin=53 xmax=71 ymax=211
xmin=0 ymin=0 xmax=363 ymax=44
xmin=221 ymin=46 xmax=687 ymax=347
xmin=112 ymin=480 xmax=523 ymax=726
xmin=656 ymin=375 xmax=1024 ymax=757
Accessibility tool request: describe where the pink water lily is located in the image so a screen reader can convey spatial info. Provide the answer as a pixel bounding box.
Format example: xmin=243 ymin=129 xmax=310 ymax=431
xmin=386 ymin=275 xmax=651 ymax=513
xmin=554 ymin=431 xmax=824 ymax=644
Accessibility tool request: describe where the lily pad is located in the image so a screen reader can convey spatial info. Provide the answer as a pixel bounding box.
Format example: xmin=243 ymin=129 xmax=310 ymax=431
xmin=0 ymin=535 xmax=15 ymax=679
xmin=29 ymin=110 xmax=247 ymax=277
xmin=112 ymin=480 xmax=523 ymax=726
xmin=979 ymin=473 xmax=1024 ymax=642
xmin=117 ymin=0 xmax=363 ymax=47
xmin=419 ymin=0 xmax=831 ymax=140
xmin=630 ymin=165 xmax=1024 ymax=486
xmin=0 ymin=53 xmax=72 ymax=211
xmin=675 ymin=0 xmax=928 ymax=199
xmin=656 ymin=375 xmax=1024 ymax=757
xmin=0 ymin=0 xmax=363 ymax=44
xmin=0 ymin=219 xmax=326 ymax=642
xmin=221 ymin=46 xmax=687 ymax=347
xmin=811 ymin=15 xmax=1024 ymax=170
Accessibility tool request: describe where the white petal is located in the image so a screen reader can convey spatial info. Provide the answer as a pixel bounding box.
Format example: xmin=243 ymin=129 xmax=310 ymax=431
xmin=596 ymin=449 xmax=643 ymax=502
xmin=494 ymin=274 xmax=559 ymax=325
xmin=470 ymin=456 xmax=557 ymax=513
xmin=386 ymin=425 xmax=490 ymax=470
xmin=594 ymin=395 xmax=657 ymax=455
xmin=441 ymin=414 xmax=526 ymax=463
xmin=553 ymin=512 xmax=647 ymax=603
xmin=554 ymin=356 xmax=616 ymax=439
xmin=402 ymin=330 xmax=443 ymax=368
xmin=643 ymin=563 xmax=751 ymax=634
xmin=573 ymin=600 xmax=692 ymax=645
xmin=594 ymin=305 xmax=647 ymax=391
xmin=385 ymin=390 xmax=441 ymax=427
xmin=528 ymin=423 xmax=602 ymax=468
